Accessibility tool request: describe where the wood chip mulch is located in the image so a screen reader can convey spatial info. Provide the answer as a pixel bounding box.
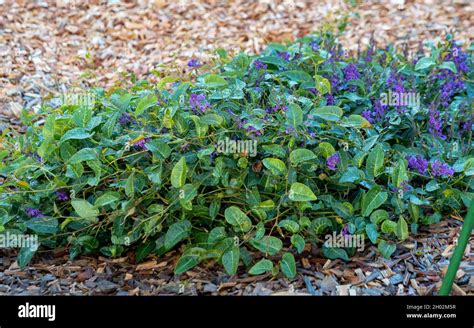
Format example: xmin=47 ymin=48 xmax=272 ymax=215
xmin=1 ymin=0 xmax=473 ymax=119
xmin=0 ymin=217 xmax=472 ymax=296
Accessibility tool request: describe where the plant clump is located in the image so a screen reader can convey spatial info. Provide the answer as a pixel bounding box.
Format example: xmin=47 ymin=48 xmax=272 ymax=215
xmin=0 ymin=32 xmax=472 ymax=278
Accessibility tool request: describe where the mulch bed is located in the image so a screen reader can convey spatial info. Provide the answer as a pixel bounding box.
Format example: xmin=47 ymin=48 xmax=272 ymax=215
xmin=0 ymin=0 xmax=473 ymax=295
xmin=1 ymin=217 xmax=472 ymax=296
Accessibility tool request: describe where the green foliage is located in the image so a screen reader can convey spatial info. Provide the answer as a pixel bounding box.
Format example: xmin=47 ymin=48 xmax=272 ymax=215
xmin=0 ymin=31 xmax=472 ymax=279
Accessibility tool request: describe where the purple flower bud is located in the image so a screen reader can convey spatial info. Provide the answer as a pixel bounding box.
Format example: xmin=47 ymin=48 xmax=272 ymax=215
xmin=326 ymin=153 xmax=340 ymax=171
xmin=133 ymin=137 xmax=151 ymax=150
xmin=55 ymin=189 xmax=70 ymax=202
xmin=253 ymin=60 xmax=267 ymax=70
xmin=187 ymin=59 xmax=201 ymax=68
xmin=118 ymin=112 xmax=132 ymax=126
xmin=26 ymin=207 xmax=43 ymax=218
xmin=277 ymin=52 xmax=291 ymax=61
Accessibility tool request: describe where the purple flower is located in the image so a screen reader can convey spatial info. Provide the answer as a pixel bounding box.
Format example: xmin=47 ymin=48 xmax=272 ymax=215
xmin=431 ymin=160 xmax=454 ymax=178
xmin=343 ymin=63 xmax=360 ymax=82
xmin=245 ymin=125 xmax=263 ymax=137
xmin=445 ymin=43 xmax=468 ymax=73
xmin=387 ymin=70 xmax=405 ymax=94
xmin=253 ymin=60 xmax=267 ymax=70
xmin=392 ymin=180 xmax=411 ymax=194
xmin=187 ymin=59 xmax=201 ymax=68
xmin=277 ymin=52 xmax=291 ymax=61
xmin=26 ymin=207 xmax=42 ymax=218
xmin=428 ymin=106 xmax=446 ymax=140
xmin=407 ymin=155 xmax=429 ymax=175
xmin=32 ymin=153 xmax=43 ymax=163
xmin=325 ymin=94 xmax=335 ymax=106
xmin=436 ymin=69 xmax=465 ymax=108
xmin=362 ymin=110 xmax=374 ymax=123
xmin=55 ymin=189 xmax=70 ymax=202
xmin=341 ymin=225 xmax=350 ymax=237
xmin=118 ymin=112 xmax=132 ymax=126
xmin=310 ymin=41 xmax=319 ymax=52
xmin=133 ymin=137 xmax=151 ymax=150
xmin=266 ymin=103 xmax=287 ymax=114
xmin=189 ymin=93 xmax=210 ymax=114
xmin=326 ymin=153 xmax=340 ymax=171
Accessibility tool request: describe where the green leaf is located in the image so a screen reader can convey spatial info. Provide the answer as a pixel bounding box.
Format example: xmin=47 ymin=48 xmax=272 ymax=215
xmin=339 ymin=167 xmax=364 ymax=183
xmin=415 ymin=57 xmax=435 ymax=71
xmin=395 ymin=216 xmax=409 ymax=241
xmin=222 ymin=246 xmax=240 ymax=275
xmin=370 ymin=209 xmax=389 ymax=225
xmin=258 ymin=56 xmax=288 ymax=68
xmin=278 ymin=219 xmax=300 ymax=233
xmin=317 ymin=142 xmax=335 ymax=158
xmin=378 ymin=240 xmax=396 ymax=258
xmin=25 ymin=216 xmax=58 ymax=235
xmin=290 ymin=149 xmax=316 ymax=165
xmin=322 ymin=245 xmax=349 ymax=261
xmin=204 ymin=74 xmax=228 ymax=88
xmin=289 ymin=182 xmax=317 ymax=202
xmin=165 ymin=220 xmax=191 ymax=249
xmin=95 ymin=192 xmax=120 ymax=207
xmin=280 ymin=252 xmax=297 ymax=279
xmin=250 ymin=236 xmax=282 ymax=256
xmin=71 ymin=199 xmax=99 ymax=220
xmin=136 ymin=240 xmax=155 ymax=262
xmin=291 ymin=234 xmax=305 ymax=254
xmin=224 ymin=206 xmax=252 ymax=232
xmin=366 ymin=144 xmax=384 ymax=179
xmin=312 ymin=106 xmax=343 ymax=121
xmin=286 ymin=103 xmax=303 ymax=126
xmin=125 ymin=171 xmax=135 ymax=198
xmin=438 ymin=61 xmax=457 ymax=73
xmin=171 ymin=157 xmax=187 ymax=188
xmin=135 ymin=93 xmax=157 ymax=115
xmin=381 ymin=220 xmax=397 ymax=234
xmin=341 ymin=114 xmax=372 ymax=128
xmin=392 ymin=159 xmax=408 ymax=188
xmin=200 ymin=113 xmax=224 ymax=126
xmin=17 ymin=244 xmax=39 ymax=269
xmin=69 ymin=148 xmax=97 ymax=164
xmin=314 ymin=74 xmax=331 ymax=95
xmin=146 ymin=141 xmax=171 ymax=160
xmin=262 ymin=158 xmax=287 ymax=175
xmin=248 ymin=259 xmax=273 ymax=275
xmin=60 ymin=128 xmax=92 ymax=143
xmin=362 ymin=186 xmax=388 ymax=217
xmin=365 ymin=223 xmax=379 ymax=244
xmin=280 ymin=70 xmax=313 ymax=83
xmin=174 ymin=248 xmax=203 ymax=274
xmin=311 ymin=217 xmax=332 ymax=235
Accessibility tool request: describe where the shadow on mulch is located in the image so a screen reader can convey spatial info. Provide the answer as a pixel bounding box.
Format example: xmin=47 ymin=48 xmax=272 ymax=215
xmin=0 ymin=218 xmax=472 ymax=296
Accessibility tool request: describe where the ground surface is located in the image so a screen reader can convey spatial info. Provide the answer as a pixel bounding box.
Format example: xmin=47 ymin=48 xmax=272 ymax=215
xmin=0 ymin=0 xmax=473 ymax=295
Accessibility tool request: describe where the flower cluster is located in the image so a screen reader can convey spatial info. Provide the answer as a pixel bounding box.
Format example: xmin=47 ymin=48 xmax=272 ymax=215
xmin=407 ymin=155 xmax=429 ymax=175
xmin=428 ymin=106 xmax=446 ymax=140
xmin=431 ymin=160 xmax=454 ymax=178
xmin=189 ymin=93 xmax=210 ymax=114
xmin=118 ymin=112 xmax=133 ymax=126
xmin=253 ymin=60 xmax=267 ymax=70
